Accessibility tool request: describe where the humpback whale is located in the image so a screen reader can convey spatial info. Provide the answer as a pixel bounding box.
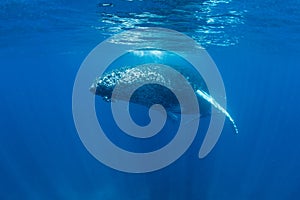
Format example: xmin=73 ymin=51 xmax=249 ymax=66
xmin=90 ymin=64 xmax=238 ymax=133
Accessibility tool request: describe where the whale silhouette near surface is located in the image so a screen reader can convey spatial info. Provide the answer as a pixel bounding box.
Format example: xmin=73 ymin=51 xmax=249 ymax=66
xmin=90 ymin=64 xmax=238 ymax=134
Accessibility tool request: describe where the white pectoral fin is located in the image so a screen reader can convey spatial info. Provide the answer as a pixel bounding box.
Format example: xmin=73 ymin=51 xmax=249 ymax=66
xmin=167 ymin=112 xmax=180 ymax=121
xmin=196 ymin=89 xmax=238 ymax=134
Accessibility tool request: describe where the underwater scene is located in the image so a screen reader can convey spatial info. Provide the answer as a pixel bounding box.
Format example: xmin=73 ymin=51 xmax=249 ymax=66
xmin=0 ymin=0 xmax=299 ymax=199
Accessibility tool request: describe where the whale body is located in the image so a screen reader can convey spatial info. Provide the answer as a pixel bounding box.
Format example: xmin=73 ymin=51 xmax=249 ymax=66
xmin=90 ymin=64 xmax=238 ymax=133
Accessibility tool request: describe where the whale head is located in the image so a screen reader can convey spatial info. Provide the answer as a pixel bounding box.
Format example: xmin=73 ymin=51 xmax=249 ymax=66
xmin=89 ymin=70 xmax=123 ymax=102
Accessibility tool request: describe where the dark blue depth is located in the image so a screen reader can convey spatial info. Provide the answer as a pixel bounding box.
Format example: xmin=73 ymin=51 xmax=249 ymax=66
xmin=0 ymin=0 xmax=299 ymax=199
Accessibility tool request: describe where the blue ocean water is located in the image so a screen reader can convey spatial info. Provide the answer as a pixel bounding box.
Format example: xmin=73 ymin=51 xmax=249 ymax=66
xmin=0 ymin=0 xmax=299 ymax=199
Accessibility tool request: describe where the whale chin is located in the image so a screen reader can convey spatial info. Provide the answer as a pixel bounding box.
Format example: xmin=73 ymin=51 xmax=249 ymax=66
xmin=89 ymin=83 xmax=97 ymax=94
